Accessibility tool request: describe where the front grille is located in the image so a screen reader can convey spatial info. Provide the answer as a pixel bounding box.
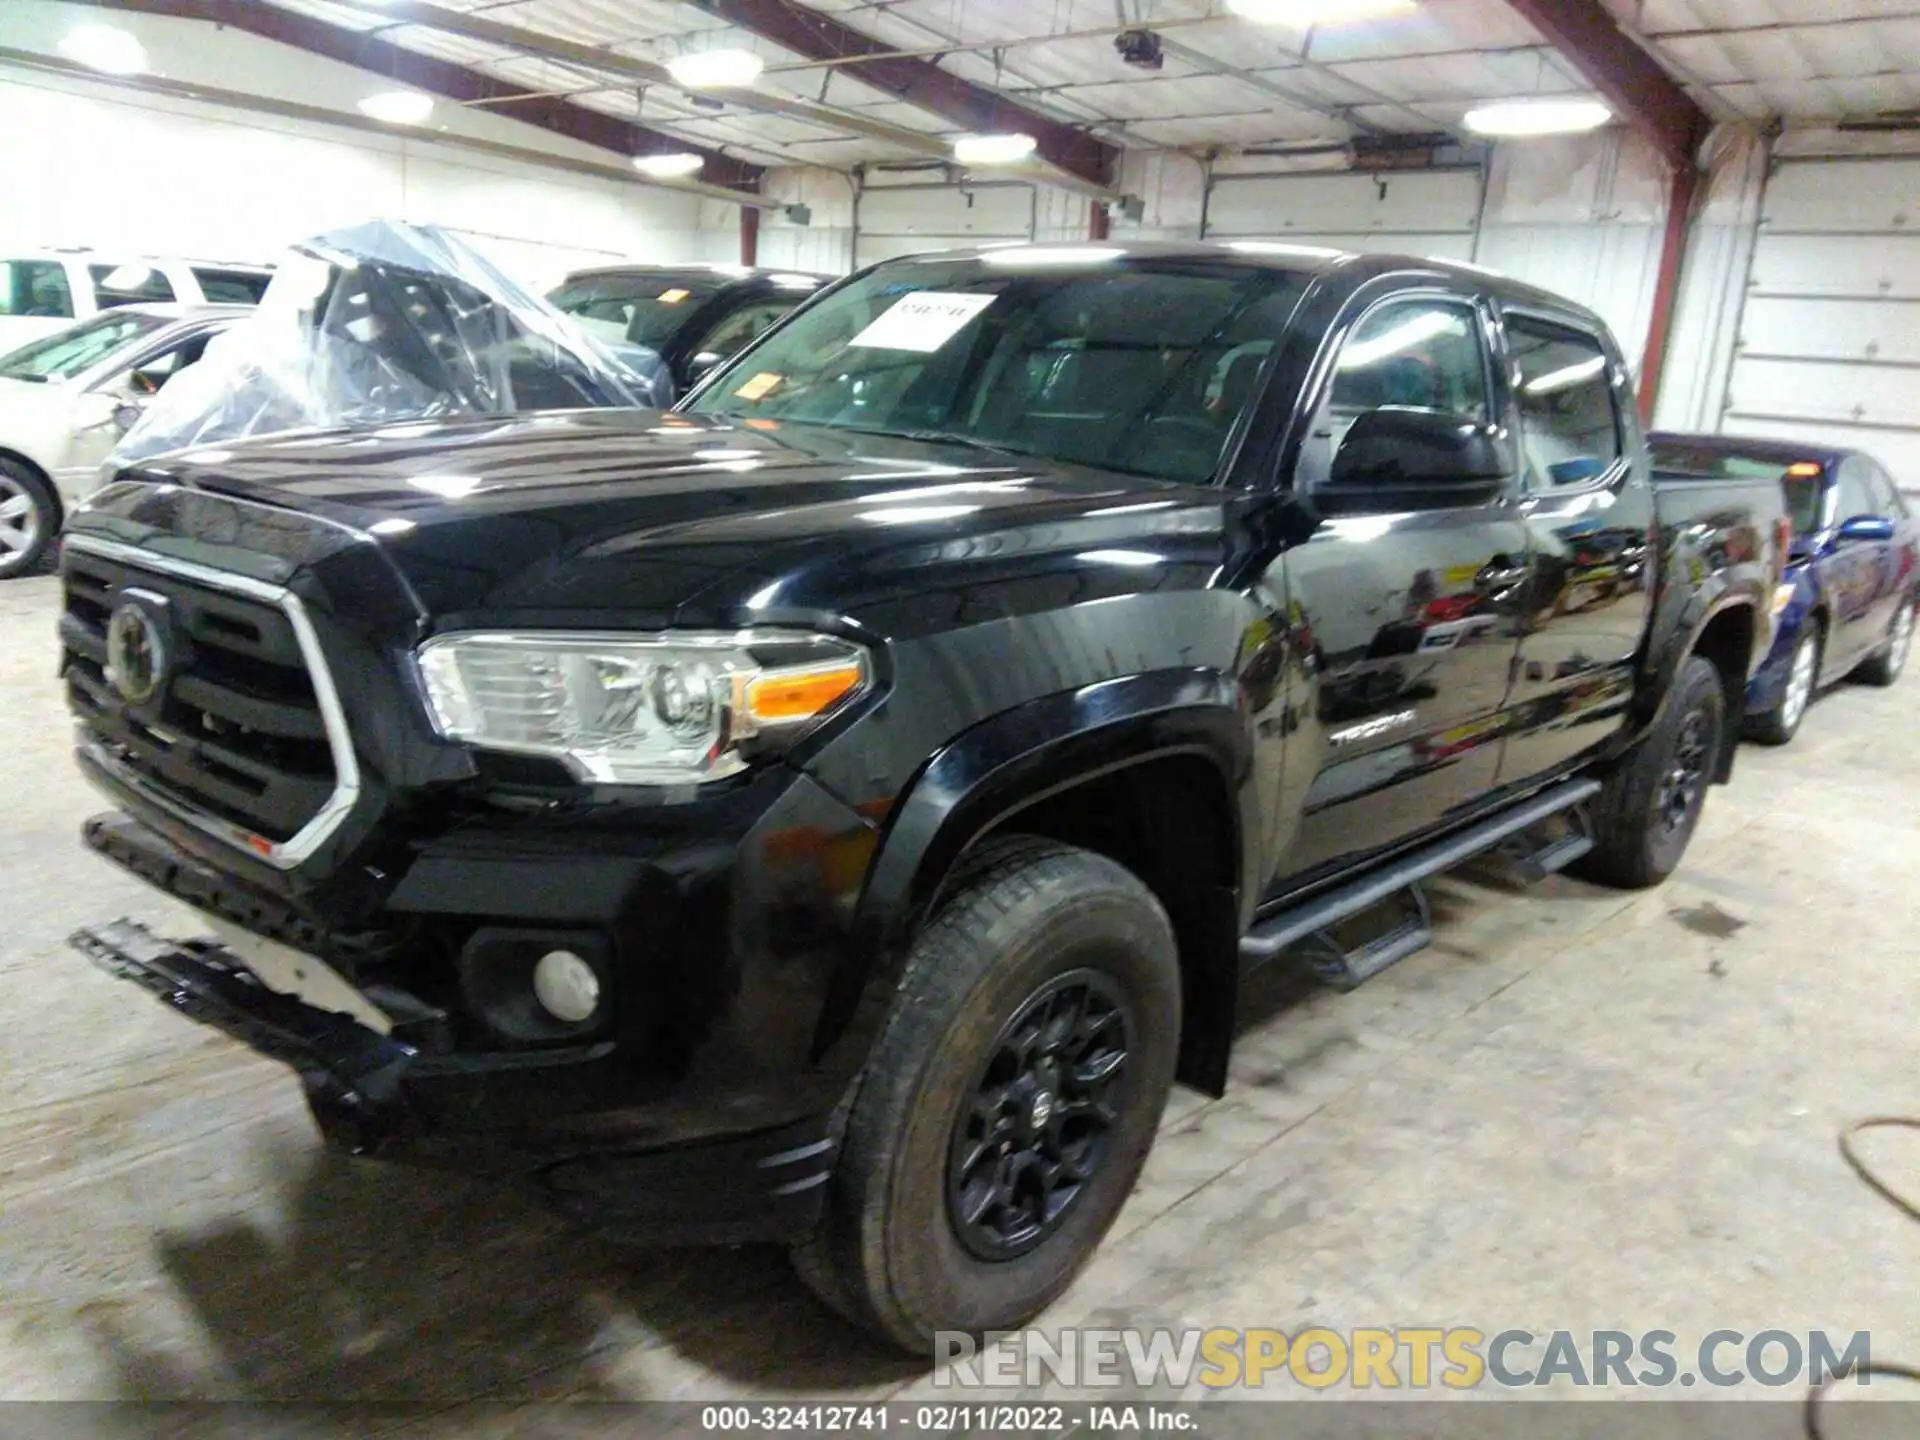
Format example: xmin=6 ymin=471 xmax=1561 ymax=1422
xmin=62 ymin=549 xmax=340 ymax=848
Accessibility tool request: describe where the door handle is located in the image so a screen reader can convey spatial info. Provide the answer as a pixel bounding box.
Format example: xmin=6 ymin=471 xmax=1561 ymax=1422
xmin=1475 ymin=559 xmax=1530 ymax=592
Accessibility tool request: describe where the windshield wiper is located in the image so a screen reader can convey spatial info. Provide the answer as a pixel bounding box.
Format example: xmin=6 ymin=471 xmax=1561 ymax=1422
xmin=0 ymin=371 xmax=48 ymax=383
xmin=835 ymin=425 xmax=1043 ymax=460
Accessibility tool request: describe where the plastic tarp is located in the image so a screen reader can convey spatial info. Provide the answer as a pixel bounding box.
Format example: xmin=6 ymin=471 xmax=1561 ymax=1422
xmin=113 ymin=220 xmax=668 ymax=465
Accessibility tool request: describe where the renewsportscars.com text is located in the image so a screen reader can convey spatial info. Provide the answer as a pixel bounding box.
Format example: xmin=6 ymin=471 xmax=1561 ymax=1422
xmin=934 ymin=1327 xmax=1873 ymax=1391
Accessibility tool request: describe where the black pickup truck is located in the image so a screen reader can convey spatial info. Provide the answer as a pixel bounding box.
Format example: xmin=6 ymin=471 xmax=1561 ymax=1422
xmin=64 ymin=244 xmax=1785 ymax=1352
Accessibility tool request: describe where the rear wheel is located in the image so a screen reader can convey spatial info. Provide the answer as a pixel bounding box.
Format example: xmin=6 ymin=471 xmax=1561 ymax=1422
xmin=1746 ymin=627 xmax=1820 ymax=746
xmin=0 ymin=459 xmax=57 ymax=580
xmin=1575 ymin=654 xmax=1725 ymax=889
xmin=791 ymin=837 xmax=1180 ymax=1353
xmin=1855 ymin=598 xmax=1915 ymax=688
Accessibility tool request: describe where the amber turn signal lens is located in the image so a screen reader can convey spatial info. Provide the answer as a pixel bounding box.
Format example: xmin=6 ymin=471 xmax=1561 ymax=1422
xmin=745 ymin=663 xmax=864 ymax=723
xmin=1787 ymin=462 xmax=1823 ymax=478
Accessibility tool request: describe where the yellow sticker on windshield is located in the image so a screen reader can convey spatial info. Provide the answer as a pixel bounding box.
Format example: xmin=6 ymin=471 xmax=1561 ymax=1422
xmin=659 ymin=287 xmax=692 ymax=304
xmin=734 ymin=372 xmax=784 ymax=402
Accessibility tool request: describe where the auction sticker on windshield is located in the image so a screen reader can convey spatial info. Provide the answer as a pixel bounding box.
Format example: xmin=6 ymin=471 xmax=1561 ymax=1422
xmin=848 ymin=291 xmax=997 ymax=352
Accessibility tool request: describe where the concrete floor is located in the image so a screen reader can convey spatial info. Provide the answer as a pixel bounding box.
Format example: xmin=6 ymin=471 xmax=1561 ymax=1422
xmin=2 ymin=570 xmax=1916 ymax=1427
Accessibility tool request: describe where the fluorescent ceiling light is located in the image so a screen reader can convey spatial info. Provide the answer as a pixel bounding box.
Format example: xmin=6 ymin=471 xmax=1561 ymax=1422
xmin=1228 ymin=0 xmax=1417 ymax=24
xmin=59 ymin=22 xmax=148 ymax=75
xmin=358 ymin=90 xmax=435 ymax=125
xmin=667 ymin=48 xmax=765 ymax=89
xmin=952 ymin=132 xmax=1039 ymax=166
xmin=634 ymin=152 xmax=705 ymax=178
xmin=1464 ymin=99 xmax=1612 ymax=137
xmin=982 ymin=246 xmax=1125 ymax=267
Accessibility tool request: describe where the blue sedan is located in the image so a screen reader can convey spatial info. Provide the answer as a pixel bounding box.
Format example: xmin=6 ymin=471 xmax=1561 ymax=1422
xmin=1650 ymin=433 xmax=1919 ymax=744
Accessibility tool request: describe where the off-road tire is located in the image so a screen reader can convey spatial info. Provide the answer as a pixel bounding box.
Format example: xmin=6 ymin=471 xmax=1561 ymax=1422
xmin=791 ymin=836 xmax=1181 ymax=1353
xmin=1575 ymin=654 xmax=1725 ymax=889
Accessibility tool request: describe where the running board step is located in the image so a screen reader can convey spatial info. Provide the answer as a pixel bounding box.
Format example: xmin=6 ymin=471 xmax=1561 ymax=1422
xmin=1297 ymin=884 xmax=1432 ymax=991
xmin=1495 ymin=803 xmax=1595 ymax=885
xmin=1239 ymin=776 xmax=1603 ymax=971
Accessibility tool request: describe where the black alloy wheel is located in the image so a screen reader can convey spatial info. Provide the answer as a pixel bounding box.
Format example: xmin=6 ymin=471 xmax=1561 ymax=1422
xmin=947 ymin=969 xmax=1133 ymax=1262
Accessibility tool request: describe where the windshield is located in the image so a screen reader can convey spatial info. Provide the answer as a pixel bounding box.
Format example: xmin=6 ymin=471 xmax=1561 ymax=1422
xmin=549 ymin=273 xmax=721 ymax=348
xmin=1782 ymin=477 xmax=1824 ymax=536
xmin=1650 ymin=442 xmax=1827 ymax=536
xmin=0 ymin=311 xmax=168 ymax=381
xmin=684 ymin=255 xmax=1310 ymax=483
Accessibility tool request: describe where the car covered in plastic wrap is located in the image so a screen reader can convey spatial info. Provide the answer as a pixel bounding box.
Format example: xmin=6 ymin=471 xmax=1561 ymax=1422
xmin=107 ymin=220 xmax=669 ymax=473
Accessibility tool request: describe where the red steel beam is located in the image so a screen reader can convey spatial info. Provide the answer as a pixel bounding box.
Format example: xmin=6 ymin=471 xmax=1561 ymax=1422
xmin=1637 ymin=161 xmax=1699 ymax=423
xmin=73 ymin=0 xmax=762 ymax=190
xmin=1500 ymin=0 xmax=1710 ymax=170
xmin=692 ymin=0 xmax=1119 ymax=190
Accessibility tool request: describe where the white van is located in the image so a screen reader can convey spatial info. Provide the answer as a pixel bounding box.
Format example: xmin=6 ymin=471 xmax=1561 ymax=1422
xmin=0 ymin=251 xmax=274 ymax=352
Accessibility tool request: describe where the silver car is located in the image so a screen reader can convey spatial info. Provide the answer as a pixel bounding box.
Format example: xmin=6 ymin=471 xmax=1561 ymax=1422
xmin=0 ymin=304 xmax=251 ymax=578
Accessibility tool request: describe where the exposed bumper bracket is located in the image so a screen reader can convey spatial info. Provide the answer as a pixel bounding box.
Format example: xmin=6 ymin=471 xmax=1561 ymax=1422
xmin=72 ymin=917 xmax=416 ymax=1153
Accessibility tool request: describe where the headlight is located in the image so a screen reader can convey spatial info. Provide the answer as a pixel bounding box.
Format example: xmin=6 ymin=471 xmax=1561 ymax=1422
xmin=416 ymin=630 xmax=869 ymax=784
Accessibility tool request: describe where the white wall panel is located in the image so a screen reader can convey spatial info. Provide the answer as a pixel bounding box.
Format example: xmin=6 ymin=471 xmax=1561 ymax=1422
xmin=1749 ymin=234 xmax=1920 ymax=298
xmin=0 ymin=1 xmax=723 ymax=283
xmin=1653 ymin=126 xmax=1769 ymax=435
xmin=1475 ymin=222 xmax=1663 ymax=369
xmin=853 ymin=183 xmax=1035 ymax=268
xmin=1476 ymin=131 xmax=1670 ymax=367
xmin=1202 ymin=170 xmax=1481 ymax=241
xmin=753 ymin=169 xmax=858 ymax=276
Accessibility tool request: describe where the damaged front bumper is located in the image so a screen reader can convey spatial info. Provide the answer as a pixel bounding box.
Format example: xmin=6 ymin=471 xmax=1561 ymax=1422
xmin=72 ymin=914 xmax=837 ymax=1245
xmin=73 ymin=918 xmax=417 ymax=1153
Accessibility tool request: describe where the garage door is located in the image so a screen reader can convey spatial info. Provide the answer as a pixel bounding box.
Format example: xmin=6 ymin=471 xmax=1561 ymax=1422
xmin=1723 ymin=157 xmax=1920 ymax=484
xmin=1201 ymin=169 xmax=1481 ymax=261
xmin=854 ymin=182 xmax=1035 ymax=268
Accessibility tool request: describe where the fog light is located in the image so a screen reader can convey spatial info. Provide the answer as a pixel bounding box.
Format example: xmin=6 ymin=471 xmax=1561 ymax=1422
xmin=533 ymin=949 xmax=601 ymax=1023
xmin=457 ymin=927 xmax=614 ymax=1047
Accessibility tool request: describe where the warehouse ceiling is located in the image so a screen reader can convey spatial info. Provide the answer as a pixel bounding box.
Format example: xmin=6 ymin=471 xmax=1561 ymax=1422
xmin=93 ymin=0 xmax=1920 ymax=179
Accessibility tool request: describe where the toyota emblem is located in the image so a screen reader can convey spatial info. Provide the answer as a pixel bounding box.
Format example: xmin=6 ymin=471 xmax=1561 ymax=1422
xmin=106 ymin=599 xmax=168 ymax=705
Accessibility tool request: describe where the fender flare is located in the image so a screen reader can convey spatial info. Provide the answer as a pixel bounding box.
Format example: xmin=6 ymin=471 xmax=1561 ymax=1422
xmin=1642 ymin=592 xmax=1762 ymax=781
xmin=809 ymin=669 xmax=1256 ymax=1068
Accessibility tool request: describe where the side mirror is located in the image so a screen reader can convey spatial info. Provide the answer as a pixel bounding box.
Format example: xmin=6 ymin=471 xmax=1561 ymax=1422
xmin=1837 ymin=514 xmax=1894 ymax=544
xmin=112 ymin=401 xmax=144 ymax=433
xmin=685 ymin=350 xmax=723 ymax=381
xmin=1320 ymin=407 xmax=1510 ymax=513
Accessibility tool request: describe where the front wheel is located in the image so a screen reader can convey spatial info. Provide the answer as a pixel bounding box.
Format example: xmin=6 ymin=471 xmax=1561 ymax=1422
xmin=1575 ymin=654 xmax=1726 ymax=889
xmin=0 ymin=459 xmax=58 ymax=580
xmin=792 ymin=837 xmax=1180 ymax=1353
xmin=1855 ymin=599 xmax=1915 ymax=688
xmin=1746 ymin=628 xmax=1819 ymax=746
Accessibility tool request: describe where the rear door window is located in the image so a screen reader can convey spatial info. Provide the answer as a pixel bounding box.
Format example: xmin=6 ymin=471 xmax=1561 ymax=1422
xmin=0 ymin=260 xmax=75 ymax=319
xmin=90 ymin=263 xmax=176 ymax=308
xmin=1505 ymin=314 xmax=1622 ymax=489
xmin=190 ymin=267 xmax=272 ymax=304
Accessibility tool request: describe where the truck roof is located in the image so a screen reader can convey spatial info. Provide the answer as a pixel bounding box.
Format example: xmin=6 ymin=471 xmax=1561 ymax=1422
xmin=866 ymin=240 xmax=1613 ymax=334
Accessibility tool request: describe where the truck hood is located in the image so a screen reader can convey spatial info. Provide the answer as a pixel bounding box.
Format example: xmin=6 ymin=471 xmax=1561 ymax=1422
xmin=122 ymin=408 xmax=1225 ymax=629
